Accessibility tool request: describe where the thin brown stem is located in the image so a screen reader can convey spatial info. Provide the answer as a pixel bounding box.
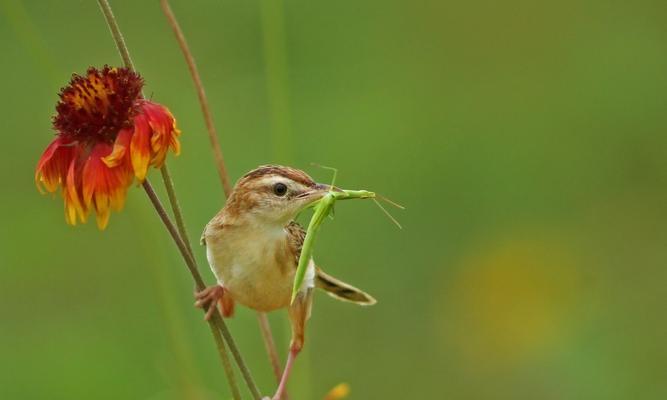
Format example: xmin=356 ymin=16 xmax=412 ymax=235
xmin=96 ymin=1 xmax=261 ymax=399
xmin=155 ymin=169 xmax=263 ymax=400
xmin=160 ymin=157 xmax=268 ymax=399
xmin=159 ymin=0 xmax=285 ymax=388
xmin=160 ymin=165 xmax=193 ymax=257
xmin=97 ymin=0 xmax=134 ymax=69
xmin=142 ymin=180 xmax=241 ymax=400
xmin=257 ymin=312 xmax=283 ymax=383
xmin=159 ymin=0 xmax=232 ymax=196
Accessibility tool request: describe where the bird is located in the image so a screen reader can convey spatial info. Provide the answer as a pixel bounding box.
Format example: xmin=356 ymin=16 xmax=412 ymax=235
xmin=197 ymin=165 xmax=376 ymax=400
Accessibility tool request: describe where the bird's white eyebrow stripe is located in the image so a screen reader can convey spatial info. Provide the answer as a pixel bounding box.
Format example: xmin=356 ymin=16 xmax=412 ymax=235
xmin=241 ymin=165 xmax=315 ymax=187
xmin=255 ymin=175 xmax=308 ymax=188
xmin=248 ymin=176 xmax=302 ymax=193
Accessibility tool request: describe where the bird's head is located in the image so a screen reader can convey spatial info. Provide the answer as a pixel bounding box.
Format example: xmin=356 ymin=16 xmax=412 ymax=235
xmin=224 ymin=165 xmax=332 ymax=225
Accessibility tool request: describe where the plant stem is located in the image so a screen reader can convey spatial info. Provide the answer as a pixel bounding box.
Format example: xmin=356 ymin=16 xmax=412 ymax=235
xmin=159 ymin=0 xmax=284 ymax=386
xmin=157 ymin=166 xmax=263 ymax=400
xmin=159 ymin=165 xmax=193 ymax=257
xmin=160 ymin=150 xmax=268 ymax=400
xmin=159 ymin=0 xmax=232 ymax=195
xmin=96 ymin=1 xmax=261 ymax=399
xmin=96 ymin=0 xmax=134 ymax=69
xmin=257 ymin=312 xmax=283 ymax=383
xmin=142 ymin=179 xmax=242 ymax=400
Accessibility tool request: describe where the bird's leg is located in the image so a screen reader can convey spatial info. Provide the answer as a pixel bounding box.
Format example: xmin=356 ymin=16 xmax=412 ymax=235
xmin=194 ymin=284 xmax=234 ymax=320
xmin=273 ymin=289 xmax=313 ymax=400
xmin=273 ymin=343 xmax=300 ymax=400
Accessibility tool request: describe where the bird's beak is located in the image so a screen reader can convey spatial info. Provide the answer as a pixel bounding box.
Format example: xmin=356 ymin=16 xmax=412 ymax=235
xmin=314 ymin=183 xmax=345 ymax=192
xmin=311 ymin=182 xmax=345 ymax=196
xmin=296 ymin=183 xmax=330 ymax=199
xmin=295 ymin=183 xmax=338 ymax=209
xmin=313 ymin=183 xmax=331 ymax=192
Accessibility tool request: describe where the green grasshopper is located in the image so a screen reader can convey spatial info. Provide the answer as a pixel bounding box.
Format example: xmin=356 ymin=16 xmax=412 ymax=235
xmin=291 ymin=166 xmax=402 ymax=303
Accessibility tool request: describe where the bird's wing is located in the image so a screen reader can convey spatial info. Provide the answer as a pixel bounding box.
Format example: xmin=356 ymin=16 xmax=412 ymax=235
xmin=285 ymin=221 xmax=307 ymax=267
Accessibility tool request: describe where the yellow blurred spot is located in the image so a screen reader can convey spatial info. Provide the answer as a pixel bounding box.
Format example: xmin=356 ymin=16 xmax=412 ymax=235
xmin=439 ymin=235 xmax=581 ymax=368
xmin=324 ymin=383 xmax=350 ymax=400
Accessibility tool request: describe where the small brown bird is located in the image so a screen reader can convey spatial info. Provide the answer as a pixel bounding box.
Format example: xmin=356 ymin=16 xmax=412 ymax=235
xmin=197 ymin=165 xmax=376 ymax=400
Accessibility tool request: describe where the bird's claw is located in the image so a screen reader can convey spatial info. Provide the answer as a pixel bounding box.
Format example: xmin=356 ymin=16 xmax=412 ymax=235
xmin=194 ymin=285 xmax=225 ymax=320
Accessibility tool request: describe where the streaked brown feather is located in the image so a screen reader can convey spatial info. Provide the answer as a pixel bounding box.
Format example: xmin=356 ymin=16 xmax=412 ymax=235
xmin=285 ymin=221 xmax=307 ymax=267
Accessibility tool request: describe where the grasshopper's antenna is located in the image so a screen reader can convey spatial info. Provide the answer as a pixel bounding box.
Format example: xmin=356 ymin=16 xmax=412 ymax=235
xmin=377 ymin=193 xmax=406 ymax=210
xmin=310 ymin=163 xmax=338 ymax=188
xmin=372 ymin=198 xmax=403 ymax=229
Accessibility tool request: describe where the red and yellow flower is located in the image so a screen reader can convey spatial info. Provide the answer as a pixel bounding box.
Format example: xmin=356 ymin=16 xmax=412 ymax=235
xmin=35 ymin=66 xmax=181 ymax=229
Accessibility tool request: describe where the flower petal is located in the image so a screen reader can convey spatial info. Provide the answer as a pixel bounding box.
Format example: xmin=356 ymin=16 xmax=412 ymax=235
xmin=35 ymin=137 xmax=76 ymax=193
xmin=130 ymin=113 xmax=151 ymax=181
xmin=102 ymin=128 xmax=132 ymax=169
xmin=63 ymin=155 xmax=87 ymax=225
xmin=82 ymin=143 xmax=132 ymax=229
xmin=140 ymin=101 xmax=181 ymax=168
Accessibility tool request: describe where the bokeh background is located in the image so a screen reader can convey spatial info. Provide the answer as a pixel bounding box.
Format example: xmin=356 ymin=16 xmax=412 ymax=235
xmin=2 ymin=0 xmax=667 ymax=399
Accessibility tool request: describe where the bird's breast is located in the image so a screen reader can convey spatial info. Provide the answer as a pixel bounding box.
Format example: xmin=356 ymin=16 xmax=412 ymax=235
xmin=205 ymin=226 xmax=313 ymax=312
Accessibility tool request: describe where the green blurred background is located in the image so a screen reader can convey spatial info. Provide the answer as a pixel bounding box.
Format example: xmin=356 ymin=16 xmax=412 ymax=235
xmin=2 ymin=0 xmax=667 ymax=398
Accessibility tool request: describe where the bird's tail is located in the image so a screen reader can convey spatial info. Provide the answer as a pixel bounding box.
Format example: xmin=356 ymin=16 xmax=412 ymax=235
xmin=315 ymin=268 xmax=377 ymax=305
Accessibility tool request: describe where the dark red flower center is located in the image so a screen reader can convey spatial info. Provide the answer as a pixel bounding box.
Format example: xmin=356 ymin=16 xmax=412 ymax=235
xmin=53 ymin=66 xmax=143 ymax=143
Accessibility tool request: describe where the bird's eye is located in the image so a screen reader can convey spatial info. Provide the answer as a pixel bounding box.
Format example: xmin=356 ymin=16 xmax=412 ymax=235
xmin=273 ymin=182 xmax=288 ymax=197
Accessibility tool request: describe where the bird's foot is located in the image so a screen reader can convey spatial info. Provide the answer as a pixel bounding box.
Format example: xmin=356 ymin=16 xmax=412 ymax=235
xmin=194 ymin=285 xmax=225 ymax=320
